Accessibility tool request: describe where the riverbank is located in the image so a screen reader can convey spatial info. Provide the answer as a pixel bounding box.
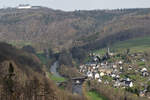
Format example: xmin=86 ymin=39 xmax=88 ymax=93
xmin=50 ymin=61 xmax=66 ymax=82
xmin=47 ymin=72 xmax=66 ymax=83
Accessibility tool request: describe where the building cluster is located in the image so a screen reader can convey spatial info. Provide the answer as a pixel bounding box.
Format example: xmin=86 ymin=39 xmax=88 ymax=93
xmin=79 ymin=49 xmax=150 ymax=90
xmin=79 ymin=58 xmax=134 ymax=88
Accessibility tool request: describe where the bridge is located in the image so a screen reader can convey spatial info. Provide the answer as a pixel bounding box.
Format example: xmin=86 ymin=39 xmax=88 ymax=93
xmin=71 ymin=76 xmax=88 ymax=84
xmin=56 ymin=76 xmax=88 ymax=86
xmin=71 ymin=76 xmax=87 ymax=80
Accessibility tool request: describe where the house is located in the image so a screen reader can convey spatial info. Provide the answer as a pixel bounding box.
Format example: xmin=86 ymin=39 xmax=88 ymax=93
xmin=93 ymin=56 xmax=99 ymax=62
xmin=142 ymin=71 xmax=149 ymax=77
xmin=75 ymin=80 xmax=80 ymax=84
xmin=87 ymin=72 xmax=93 ymax=78
xmin=118 ymin=61 xmax=123 ymax=65
xmin=96 ymin=64 xmax=100 ymax=68
xmin=113 ymin=69 xmax=118 ymax=73
xmin=140 ymin=68 xmax=149 ymax=76
xmin=141 ymin=58 xmax=146 ymax=62
xmin=105 ymin=70 xmax=112 ymax=75
xmin=100 ymin=72 xmax=105 ymax=77
xmin=93 ymin=66 xmax=96 ymax=70
xmin=116 ymin=75 xmax=120 ymax=79
xmin=113 ymin=65 xmax=117 ymax=69
xmin=124 ymin=78 xmax=133 ymax=87
xmin=86 ymin=62 xmax=97 ymax=67
xmin=111 ymin=74 xmax=116 ymax=78
xmin=98 ymin=78 xmax=102 ymax=83
xmin=120 ymin=78 xmax=133 ymax=87
xmin=120 ymin=66 xmax=123 ymax=70
xmin=101 ymin=62 xmax=105 ymax=66
xmin=104 ymin=80 xmax=109 ymax=85
xmin=126 ymin=81 xmax=133 ymax=87
xmin=99 ymin=68 xmax=112 ymax=76
xmin=141 ymin=68 xmax=147 ymax=72
xmin=95 ymin=73 xmax=100 ymax=79
xmin=128 ymin=65 xmax=133 ymax=70
xmin=79 ymin=65 xmax=84 ymax=69
xmin=114 ymin=81 xmax=121 ymax=87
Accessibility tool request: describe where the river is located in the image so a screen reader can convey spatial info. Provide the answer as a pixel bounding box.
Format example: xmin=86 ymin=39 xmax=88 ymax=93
xmin=50 ymin=61 xmax=62 ymax=77
xmin=50 ymin=61 xmax=83 ymax=95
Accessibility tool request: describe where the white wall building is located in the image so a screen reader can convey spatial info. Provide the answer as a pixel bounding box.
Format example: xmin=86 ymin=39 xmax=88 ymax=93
xmin=95 ymin=73 xmax=100 ymax=79
xmin=17 ymin=4 xmax=32 ymax=9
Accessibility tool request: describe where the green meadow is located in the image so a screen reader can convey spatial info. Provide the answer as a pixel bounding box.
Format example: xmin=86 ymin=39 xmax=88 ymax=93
xmin=87 ymin=91 xmax=107 ymax=100
xmin=47 ymin=72 xmax=66 ymax=83
xmin=95 ymin=36 xmax=150 ymax=54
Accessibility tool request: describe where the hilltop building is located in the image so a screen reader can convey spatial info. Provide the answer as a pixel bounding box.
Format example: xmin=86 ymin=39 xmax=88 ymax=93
xmin=17 ymin=4 xmax=41 ymax=9
xmin=17 ymin=4 xmax=32 ymax=9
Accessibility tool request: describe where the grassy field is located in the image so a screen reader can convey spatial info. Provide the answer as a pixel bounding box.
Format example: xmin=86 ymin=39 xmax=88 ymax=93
xmin=47 ymin=72 xmax=66 ymax=83
xmin=7 ymin=40 xmax=32 ymax=48
xmin=95 ymin=36 xmax=150 ymax=54
xmin=112 ymin=36 xmax=150 ymax=51
xmin=87 ymin=91 xmax=107 ymax=100
xmin=83 ymin=82 xmax=107 ymax=100
xmin=94 ymin=48 xmax=107 ymax=55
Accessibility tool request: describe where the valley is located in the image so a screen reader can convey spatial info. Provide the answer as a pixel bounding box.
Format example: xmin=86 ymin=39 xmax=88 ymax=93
xmin=0 ymin=6 xmax=150 ymax=100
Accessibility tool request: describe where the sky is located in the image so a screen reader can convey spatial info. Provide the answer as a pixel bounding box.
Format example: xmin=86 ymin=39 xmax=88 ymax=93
xmin=0 ymin=0 xmax=150 ymax=11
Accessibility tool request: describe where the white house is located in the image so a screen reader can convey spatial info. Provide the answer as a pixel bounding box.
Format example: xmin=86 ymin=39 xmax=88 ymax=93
xmin=120 ymin=67 xmax=123 ymax=70
xmin=111 ymin=74 xmax=116 ymax=78
xmin=87 ymin=72 xmax=93 ymax=78
xmin=76 ymin=80 xmax=80 ymax=84
xmin=141 ymin=68 xmax=147 ymax=72
xmin=98 ymin=78 xmax=102 ymax=83
xmin=95 ymin=73 xmax=100 ymax=79
xmin=129 ymin=81 xmax=133 ymax=87
xmin=124 ymin=78 xmax=133 ymax=87
xmin=113 ymin=65 xmax=117 ymax=69
xmin=114 ymin=81 xmax=121 ymax=87
xmin=116 ymin=75 xmax=120 ymax=78
xmin=96 ymin=65 xmax=100 ymax=68
xmin=100 ymin=72 xmax=105 ymax=77
xmin=101 ymin=63 xmax=105 ymax=66
xmin=142 ymin=71 xmax=149 ymax=77
xmin=93 ymin=66 xmax=96 ymax=70
xmin=93 ymin=56 xmax=98 ymax=62
xmin=118 ymin=61 xmax=123 ymax=65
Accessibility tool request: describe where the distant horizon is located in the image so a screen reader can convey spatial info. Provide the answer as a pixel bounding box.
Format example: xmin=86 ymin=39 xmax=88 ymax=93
xmin=1 ymin=4 xmax=150 ymax=12
xmin=1 ymin=0 xmax=150 ymax=11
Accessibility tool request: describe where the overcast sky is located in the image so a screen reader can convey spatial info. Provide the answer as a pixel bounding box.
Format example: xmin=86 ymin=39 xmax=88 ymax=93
xmin=0 ymin=0 xmax=150 ymax=11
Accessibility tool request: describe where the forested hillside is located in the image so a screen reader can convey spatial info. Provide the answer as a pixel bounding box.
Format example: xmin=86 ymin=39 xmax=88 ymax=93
xmin=0 ymin=8 xmax=150 ymax=52
xmin=81 ymin=8 xmax=150 ymax=50
xmin=0 ymin=43 xmax=85 ymax=100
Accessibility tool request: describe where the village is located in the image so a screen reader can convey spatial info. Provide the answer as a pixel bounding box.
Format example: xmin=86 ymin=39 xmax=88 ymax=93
xmin=79 ymin=48 xmax=150 ymax=98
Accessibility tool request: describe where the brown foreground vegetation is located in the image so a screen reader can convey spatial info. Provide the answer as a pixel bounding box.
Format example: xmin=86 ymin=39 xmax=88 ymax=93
xmin=86 ymin=80 xmax=148 ymax=100
xmin=0 ymin=43 xmax=86 ymax=100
